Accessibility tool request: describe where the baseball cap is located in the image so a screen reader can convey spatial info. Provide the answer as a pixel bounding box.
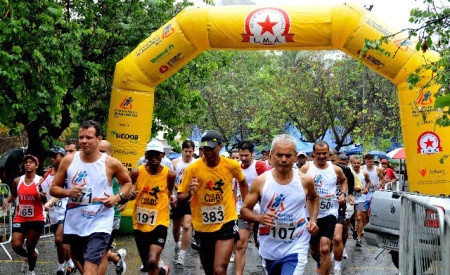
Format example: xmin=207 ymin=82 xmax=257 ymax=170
xmin=200 ymin=130 xmax=223 ymax=148
xmin=381 ymin=158 xmax=388 ymax=164
xmin=145 ymin=139 xmax=164 ymax=153
xmin=297 ymin=151 xmax=306 ymax=157
xmin=23 ymin=154 xmax=39 ymax=166
xmin=49 ymin=146 xmax=66 ymax=156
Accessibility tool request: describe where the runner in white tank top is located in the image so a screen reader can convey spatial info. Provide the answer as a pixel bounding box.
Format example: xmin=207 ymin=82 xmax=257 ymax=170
xmin=350 ymin=157 xmax=372 ymax=247
xmin=300 ymin=141 xmax=347 ymax=275
xmin=362 ymin=154 xmax=385 ymax=204
xmin=234 ymin=141 xmax=269 ymax=275
xmin=240 ymin=134 xmax=319 ymax=275
xmin=50 ymin=120 xmax=132 ymax=274
xmin=171 ymin=140 xmax=196 ymax=267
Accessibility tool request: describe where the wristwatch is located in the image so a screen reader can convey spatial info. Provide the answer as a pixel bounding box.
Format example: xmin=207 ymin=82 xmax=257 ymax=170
xmin=118 ymin=192 xmax=126 ymax=200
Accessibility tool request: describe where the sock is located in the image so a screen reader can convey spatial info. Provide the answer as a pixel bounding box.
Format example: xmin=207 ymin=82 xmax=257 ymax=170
xmin=66 ymin=259 xmax=75 ymax=268
xmin=179 ymin=250 xmax=186 ymax=256
xmin=335 ymin=260 xmax=341 ymax=269
xmin=58 ymin=263 xmax=65 ymax=271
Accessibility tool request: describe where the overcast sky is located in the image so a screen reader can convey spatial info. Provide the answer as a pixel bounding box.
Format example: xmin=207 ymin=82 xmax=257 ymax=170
xmin=190 ymin=0 xmax=442 ymax=30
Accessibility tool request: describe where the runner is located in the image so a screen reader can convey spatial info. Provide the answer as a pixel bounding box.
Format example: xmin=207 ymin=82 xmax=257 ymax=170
xmin=234 ymin=141 xmax=269 ymax=275
xmin=351 ymin=157 xmax=371 ymax=247
xmin=2 ymin=155 xmax=44 ymax=275
xmin=171 ymin=140 xmax=196 ymax=267
xmin=40 ymin=147 xmax=77 ymax=275
xmin=97 ymin=140 xmax=127 ymax=275
xmin=241 ymin=134 xmax=319 ymax=275
xmin=50 ymin=120 xmax=132 ymax=275
xmin=177 ymin=130 xmax=248 ymax=275
xmin=129 ymin=139 xmax=175 ymax=275
xmin=64 ymin=139 xmax=79 ymax=155
xmin=300 ymin=141 xmax=347 ymax=275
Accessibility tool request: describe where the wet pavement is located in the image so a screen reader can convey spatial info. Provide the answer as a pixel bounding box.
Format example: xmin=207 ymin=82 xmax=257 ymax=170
xmin=0 ymin=225 xmax=397 ymax=274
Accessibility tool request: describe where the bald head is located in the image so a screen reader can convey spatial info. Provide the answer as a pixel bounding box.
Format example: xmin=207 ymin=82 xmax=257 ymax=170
xmin=99 ymin=140 xmax=112 ymax=156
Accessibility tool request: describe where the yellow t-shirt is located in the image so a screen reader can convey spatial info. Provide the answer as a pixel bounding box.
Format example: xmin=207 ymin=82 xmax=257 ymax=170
xmin=352 ymin=170 xmax=363 ymax=190
xmin=133 ymin=165 xmax=170 ymax=232
xmin=179 ymin=156 xmax=245 ymax=232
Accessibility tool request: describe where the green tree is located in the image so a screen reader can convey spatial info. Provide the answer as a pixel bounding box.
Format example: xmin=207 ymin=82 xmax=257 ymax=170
xmin=0 ymin=0 xmax=210 ymax=164
xmin=363 ymin=0 xmax=450 ymax=127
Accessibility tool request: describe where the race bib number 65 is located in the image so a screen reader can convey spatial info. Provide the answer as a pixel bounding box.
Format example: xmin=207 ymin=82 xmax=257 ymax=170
xmin=201 ymin=205 xmax=224 ymax=224
xmin=19 ymin=205 xmax=34 ymax=217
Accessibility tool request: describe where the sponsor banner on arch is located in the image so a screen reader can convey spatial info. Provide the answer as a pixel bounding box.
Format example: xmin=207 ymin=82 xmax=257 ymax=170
xmin=107 ymin=88 xmax=154 ymax=172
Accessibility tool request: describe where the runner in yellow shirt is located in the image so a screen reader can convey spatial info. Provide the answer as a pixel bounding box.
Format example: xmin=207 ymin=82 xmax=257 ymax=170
xmin=178 ymin=130 xmax=248 ymax=275
xmin=129 ymin=139 xmax=176 ymax=275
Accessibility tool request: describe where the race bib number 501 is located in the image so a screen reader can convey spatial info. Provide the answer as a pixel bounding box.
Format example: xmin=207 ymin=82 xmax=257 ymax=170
xmin=201 ymin=205 xmax=224 ymax=224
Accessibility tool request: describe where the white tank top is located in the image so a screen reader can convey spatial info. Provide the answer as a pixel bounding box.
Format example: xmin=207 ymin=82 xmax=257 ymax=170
xmin=236 ymin=159 xmax=259 ymax=214
xmin=258 ymin=169 xmax=310 ymax=260
xmin=306 ymin=162 xmax=338 ymax=218
xmin=352 ymin=169 xmax=368 ymax=203
xmin=64 ymin=152 xmax=113 ymax=236
xmin=41 ymin=172 xmax=68 ymax=224
xmin=174 ymin=157 xmax=195 ymax=187
xmin=364 ymin=166 xmax=380 ymax=192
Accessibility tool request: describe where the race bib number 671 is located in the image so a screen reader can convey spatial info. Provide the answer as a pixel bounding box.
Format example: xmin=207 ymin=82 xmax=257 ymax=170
xmin=201 ymin=205 xmax=224 ymax=224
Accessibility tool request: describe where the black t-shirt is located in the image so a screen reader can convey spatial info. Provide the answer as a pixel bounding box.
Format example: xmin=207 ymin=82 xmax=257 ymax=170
xmin=337 ymin=164 xmax=355 ymax=194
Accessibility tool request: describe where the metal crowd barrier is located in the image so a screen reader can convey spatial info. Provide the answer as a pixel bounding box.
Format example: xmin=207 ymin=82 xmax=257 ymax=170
xmin=0 ymin=183 xmax=13 ymax=260
xmin=400 ymin=193 xmax=448 ymax=275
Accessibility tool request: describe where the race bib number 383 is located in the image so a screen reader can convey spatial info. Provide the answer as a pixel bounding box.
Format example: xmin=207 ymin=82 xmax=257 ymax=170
xmin=136 ymin=206 xmax=158 ymax=225
xmin=201 ymin=205 xmax=224 ymax=224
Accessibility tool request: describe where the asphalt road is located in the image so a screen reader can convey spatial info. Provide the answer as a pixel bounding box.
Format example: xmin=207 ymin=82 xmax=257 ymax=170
xmin=0 ymin=225 xmax=398 ymax=274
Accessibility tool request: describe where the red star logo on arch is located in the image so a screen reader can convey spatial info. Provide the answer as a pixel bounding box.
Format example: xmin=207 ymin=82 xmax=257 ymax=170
xmin=258 ymin=15 xmax=278 ymax=35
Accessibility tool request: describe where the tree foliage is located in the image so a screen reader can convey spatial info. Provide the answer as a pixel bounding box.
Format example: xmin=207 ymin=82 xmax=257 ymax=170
xmin=362 ymin=0 xmax=450 ymax=127
xmin=193 ymin=50 xmax=401 ymax=152
xmin=0 ymin=0 xmax=211 ymax=164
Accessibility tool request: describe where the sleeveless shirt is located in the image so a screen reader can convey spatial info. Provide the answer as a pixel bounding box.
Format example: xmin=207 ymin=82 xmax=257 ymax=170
xmin=14 ymin=175 xmax=44 ymax=223
xmin=306 ymin=162 xmax=338 ymax=218
xmin=41 ymin=171 xmax=68 ymax=224
xmin=65 ymin=152 xmax=113 ymax=236
xmin=258 ymin=170 xmax=310 ymax=260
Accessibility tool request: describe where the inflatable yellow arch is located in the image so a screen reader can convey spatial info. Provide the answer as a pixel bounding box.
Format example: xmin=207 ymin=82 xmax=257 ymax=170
xmin=107 ymin=3 xmax=447 ymax=203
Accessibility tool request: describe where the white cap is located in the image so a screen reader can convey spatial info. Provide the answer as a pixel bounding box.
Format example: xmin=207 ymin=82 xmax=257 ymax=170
xmin=145 ymin=139 xmax=164 ymax=153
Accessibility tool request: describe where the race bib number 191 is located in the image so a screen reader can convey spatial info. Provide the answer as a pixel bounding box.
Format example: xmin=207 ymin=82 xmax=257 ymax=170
xmin=201 ymin=205 xmax=224 ymax=224
xmin=136 ymin=207 xmax=158 ymax=225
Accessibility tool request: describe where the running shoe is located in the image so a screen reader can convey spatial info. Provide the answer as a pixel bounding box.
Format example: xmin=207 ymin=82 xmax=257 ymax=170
xmin=356 ymin=239 xmax=362 ymax=247
xmin=116 ymin=248 xmax=127 ymax=275
xmin=334 ymin=268 xmax=342 ymax=275
xmin=176 ymin=251 xmax=185 ymax=267
xmin=229 ymin=252 xmax=235 ymax=263
xmin=57 ymin=269 xmax=65 ymax=275
xmin=66 ymin=266 xmax=77 ymax=275
xmin=343 ymin=248 xmax=348 ymax=259
xmin=25 ymin=272 xmax=35 ymax=275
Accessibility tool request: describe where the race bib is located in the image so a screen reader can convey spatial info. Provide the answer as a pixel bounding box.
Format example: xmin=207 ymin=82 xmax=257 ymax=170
xmin=270 ymin=221 xmax=299 ymax=241
xmin=70 ymin=187 xmax=93 ymax=205
xmin=136 ymin=206 xmax=158 ymax=225
xmin=19 ymin=205 xmax=34 ymax=217
xmin=319 ymin=196 xmax=336 ymax=210
xmin=201 ymin=205 xmax=225 ymax=224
